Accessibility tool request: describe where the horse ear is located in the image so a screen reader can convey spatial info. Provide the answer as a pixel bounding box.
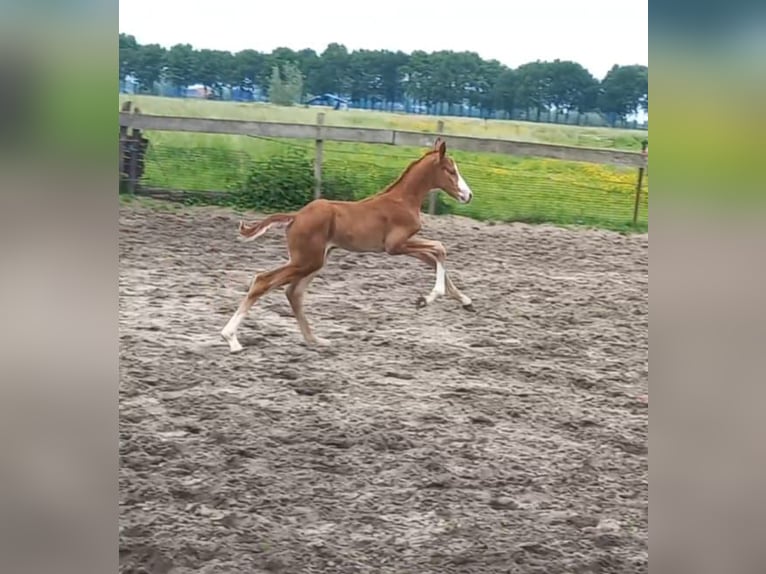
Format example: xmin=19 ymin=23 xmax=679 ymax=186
xmin=437 ymin=139 xmax=446 ymax=159
xmin=432 ymin=137 xmax=443 ymax=150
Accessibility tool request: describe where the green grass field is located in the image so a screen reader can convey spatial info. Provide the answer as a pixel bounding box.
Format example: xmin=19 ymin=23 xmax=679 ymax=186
xmin=120 ymin=95 xmax=649 ymax=232
xmin=121 ymin=94 xmax=647 ymax=151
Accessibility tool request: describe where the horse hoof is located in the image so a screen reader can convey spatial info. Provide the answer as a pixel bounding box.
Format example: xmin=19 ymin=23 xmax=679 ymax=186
xmin=307 ymin=336 xmax=330 ymax=347
xmin=462 ymin=303 xmax=476 ymax=312
xmin=222 ymin=332 xmax=243 ymax=352
xmin=415 ymin=296 xmax=427 ymax=308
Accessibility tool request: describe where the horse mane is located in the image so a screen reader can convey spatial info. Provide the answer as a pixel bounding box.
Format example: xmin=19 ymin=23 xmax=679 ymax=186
xmin=376 ymin=148 xmax=439 ymax=197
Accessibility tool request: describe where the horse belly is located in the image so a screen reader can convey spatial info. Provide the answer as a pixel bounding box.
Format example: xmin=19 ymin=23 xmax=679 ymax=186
xmin=334 ymin=232 xmax=386 ymax=253
xmin=331 ymin=210 xmax=387 ymax=252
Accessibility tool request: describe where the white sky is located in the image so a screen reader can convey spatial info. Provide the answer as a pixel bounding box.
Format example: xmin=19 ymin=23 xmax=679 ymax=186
xmin=119 ymin=0 xmax=647 ymax=80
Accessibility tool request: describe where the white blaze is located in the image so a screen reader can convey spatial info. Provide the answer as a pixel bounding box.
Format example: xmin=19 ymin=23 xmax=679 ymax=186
xmin=454 ymin=162 xmax=473 ymax=203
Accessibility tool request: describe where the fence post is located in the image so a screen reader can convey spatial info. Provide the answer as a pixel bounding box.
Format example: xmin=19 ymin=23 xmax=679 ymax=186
xmin=428 ymin=119 xmax=445 ymax=215
xmin=119 ymin=101 xmax=131 ymax=191
xmin=127 ymin=135 xmax=139 ymax=194
xmin=119 ymin=134 xmax=127 ymax=190
xmin=632 ymin=139 xmax=648 ymax=226
xmin=314 ymin=112 xmax=325 ymax=200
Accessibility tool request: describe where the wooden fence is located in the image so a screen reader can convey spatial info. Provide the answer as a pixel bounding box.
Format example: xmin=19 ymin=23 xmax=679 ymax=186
xmin=119 ymin=101 xmax=149 ymax=191
xmin=118 ymin=108 xmax=649 ymax=223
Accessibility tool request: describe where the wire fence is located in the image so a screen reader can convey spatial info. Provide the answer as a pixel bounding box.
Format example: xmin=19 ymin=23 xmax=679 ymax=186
xmin=135 ymin=133 xmax=648 ymax=231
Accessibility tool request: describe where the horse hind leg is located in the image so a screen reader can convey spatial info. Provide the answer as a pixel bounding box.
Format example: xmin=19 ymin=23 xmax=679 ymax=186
xmin=221 ymin=263 xmax=303 ymax=353
xmin=285 ymin=269 xmax=328 ymax=346
xmin=446 ymin=274 xmax=474 ymax=311
xmin=284 ymin=239 xmax=336 ymax=345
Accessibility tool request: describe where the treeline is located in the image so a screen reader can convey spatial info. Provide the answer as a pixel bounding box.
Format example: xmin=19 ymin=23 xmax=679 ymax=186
xmin=120 ymin=34 xmax=648 ymax=122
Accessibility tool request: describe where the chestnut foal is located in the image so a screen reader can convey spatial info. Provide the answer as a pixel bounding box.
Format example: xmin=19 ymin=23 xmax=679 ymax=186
xmin=221 ymin=137 xmax=474 ymax=352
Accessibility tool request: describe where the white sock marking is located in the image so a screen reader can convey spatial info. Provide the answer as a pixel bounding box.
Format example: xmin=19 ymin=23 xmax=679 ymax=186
xmin=222 ymin=310 xmax=243 ymax=337
xmin=221 ymin=273 xmax=261 ymax=352
xmin=221 ymin=310 xmax=245 ymax=352
xmin=424 ymin=261 xmax=447 ymax=304
xmin=435 ymin=261 xmax=446 ymax=296
xmin=221 ymin=319 xmax=243 ymax=352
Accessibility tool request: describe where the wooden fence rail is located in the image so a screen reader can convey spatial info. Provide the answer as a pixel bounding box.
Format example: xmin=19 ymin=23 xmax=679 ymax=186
xmin=118 ymin=111 xmax=647 ymax=168
xmin=118 ymin=107 xmax=648 ymax=222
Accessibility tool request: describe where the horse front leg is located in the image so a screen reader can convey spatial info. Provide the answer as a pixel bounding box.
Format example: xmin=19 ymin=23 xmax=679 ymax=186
xmin=444 ymin=272 xmax=474 ymax=311
xmin=388 ymin=238 xmax=474 ymax=310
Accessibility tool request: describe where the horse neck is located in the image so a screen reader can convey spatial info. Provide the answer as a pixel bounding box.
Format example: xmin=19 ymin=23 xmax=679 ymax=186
xmin=386 ymin=157 xmax=435 ymax=208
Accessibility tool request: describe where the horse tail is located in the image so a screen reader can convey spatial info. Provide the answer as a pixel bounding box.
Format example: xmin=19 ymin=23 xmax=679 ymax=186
xmin=237 ymin=213 xmax=295 ymax=241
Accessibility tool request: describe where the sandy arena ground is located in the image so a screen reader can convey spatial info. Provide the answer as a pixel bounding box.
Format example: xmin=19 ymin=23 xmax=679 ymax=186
xmin=119 ymin=201 xmax=648 ymax=574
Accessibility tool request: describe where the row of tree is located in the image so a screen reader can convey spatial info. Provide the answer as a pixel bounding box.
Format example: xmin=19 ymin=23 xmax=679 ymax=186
xmin=119 ymin=34 xmax=648 ymax=121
